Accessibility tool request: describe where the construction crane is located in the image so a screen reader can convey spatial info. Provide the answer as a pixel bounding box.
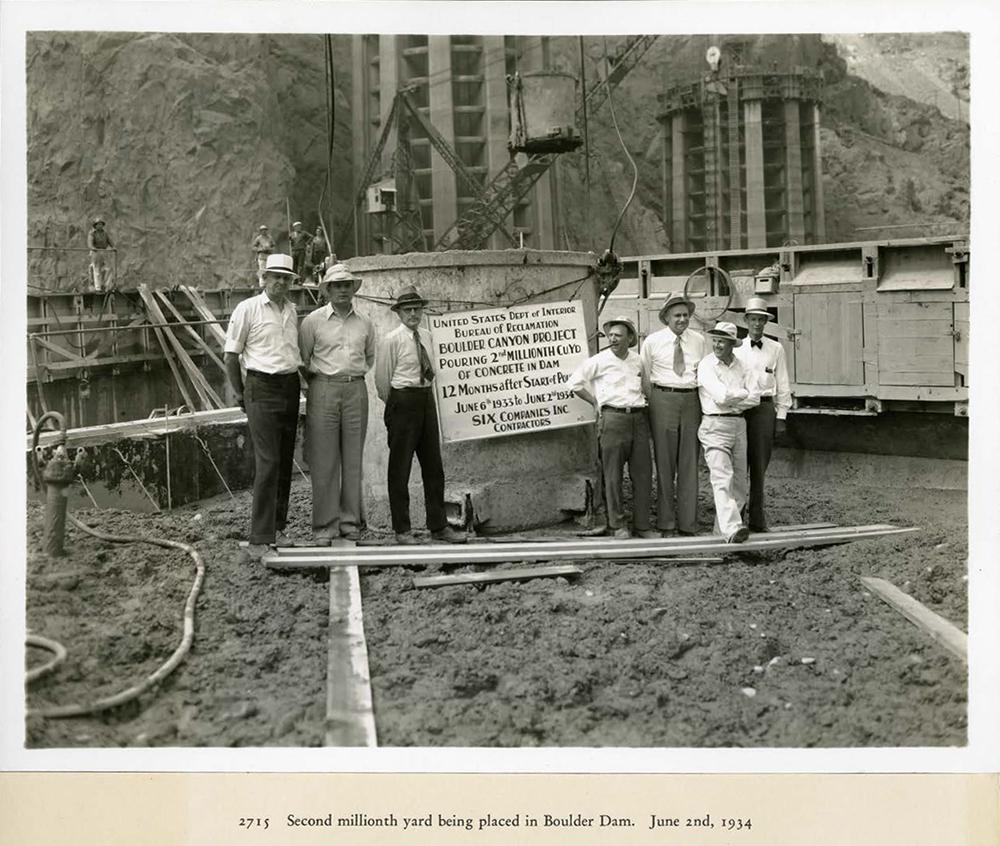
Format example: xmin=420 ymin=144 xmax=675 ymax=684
xmin=339 ymin=34 xmax=660 ymax=255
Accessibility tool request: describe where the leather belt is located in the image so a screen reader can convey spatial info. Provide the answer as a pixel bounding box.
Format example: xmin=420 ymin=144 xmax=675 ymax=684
xmin=246 ymin=369 xmax=298 ymax=380
xmin=758 ymin=396 xmax=773 ymax=402
xmin=704 ymin=412 xmax=744 ymax=417
xmin=653 ymin=385 xmax=697 ymax=392
xmin=312 ymin=373 xmax=364 ymax=382
xmin=601 ymin=405 xmax=647 ymax=414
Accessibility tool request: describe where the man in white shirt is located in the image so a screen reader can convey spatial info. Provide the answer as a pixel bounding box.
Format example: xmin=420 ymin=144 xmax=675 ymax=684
xmin=696 ymin=322 xmax=761 ymax=543
xmin=299 ymin=263 xmax=375 ymax=545
xmin=224 ymin=253 xmax=303 ymax=553
xmin=375 ymin=286 xmax=467 ymax=545
xmin=734 ymin=297 xmax=792 ymax=532
xmin=567 ymin=316 xmax=655 ymax=539
xmin=640 ymin=293 xmax=709 ymax=536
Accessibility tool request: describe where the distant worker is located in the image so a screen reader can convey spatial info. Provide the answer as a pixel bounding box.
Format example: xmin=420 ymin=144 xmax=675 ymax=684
xmin=251 ymin=225 xmax=275 ymax=277
xmin=307 ymin=225 xmax=328 ymax=282
xmin=375 ymin=286 xmax=467 ymax=545
xmin=289 ymin=221 xmax=311 ymax=277
xmin=87 ymin=217 xmax=115 ymax=292
xmin=640 ymin=293 xmax=708 ymax=536
xmin=734 ymin=297 xmax=791 ymax=533
xmin=299 ymin=263 xmax=375 ymax=545
xmin=696 ymin=322 xmax=761 ymax=544
xmin=224 ymin=253 xmax=303 ymax=556
xmin=567 ymin=316 xmax=656 ymax=540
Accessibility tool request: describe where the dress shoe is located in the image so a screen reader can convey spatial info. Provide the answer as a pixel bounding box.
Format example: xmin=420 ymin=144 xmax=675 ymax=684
xmin=749 ymin=524 xmax=769 ymax=534
xmin=612 ymin=527 xmax=631 ymax=539
xmin=726 ymin=526 xmax=750 ymax=544
xmin=311 ymin=535 xmax=333 ymax=547
xmin=274 ymin=531 xmax=294 ymax=547
xmin=340 ymin=529 xmax=361 ymax=542
xmin=246 ymin=543 xmax=272 ymax=560
xmin=431 ymin=526 xmax=468 ymax=544
xmin=395 ymin=532 xmax=421 ymax=545
xmin=634 ymin=529 xmax=660 ymax=540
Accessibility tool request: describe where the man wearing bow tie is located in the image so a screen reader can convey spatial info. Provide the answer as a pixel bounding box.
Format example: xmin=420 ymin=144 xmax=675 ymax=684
xmin=734 ymin=298 xmax=792 ymax=532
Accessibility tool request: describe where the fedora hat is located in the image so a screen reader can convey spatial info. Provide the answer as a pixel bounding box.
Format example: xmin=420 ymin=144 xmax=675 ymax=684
xmin=706 ymin=321 xmax=742 ymax=346
xmin=601 ymin=315 xmax=638 ymax=347
xmin=313 ymin=262 xmax=362 ymax=292
xmin=744 ymin=297 xmax=773 ymax=320
xmin=258 ymin=224 xmax=268 ymax=230
xmin=292 ymin=220 xmax=302 ymax=228
xmin=262 ymin=253 xmax=298 ymax=278
xmin=390 ymin=285 xmax=429 ymax=311
xmin=658 ymin=292 xmax=696 ymax=325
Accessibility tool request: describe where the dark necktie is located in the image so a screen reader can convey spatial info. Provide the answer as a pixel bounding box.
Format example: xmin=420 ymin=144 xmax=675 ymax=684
xmin=414 ymin=329 xmax=434 ymax=383
xmin=750 ymin=339 xmax=763 ymax=349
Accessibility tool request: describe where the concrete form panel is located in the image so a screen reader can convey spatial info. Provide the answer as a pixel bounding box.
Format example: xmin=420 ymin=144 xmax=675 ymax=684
xmin=744 ymin=99 xmax=767 ymax=248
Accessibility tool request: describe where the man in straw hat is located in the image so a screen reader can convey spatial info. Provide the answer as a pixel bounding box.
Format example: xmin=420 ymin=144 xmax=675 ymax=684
xmin=639 ymin=292 xmax=709 ymax=536
xmin=251 ymin=225 xmax=275 ymax=277
xmin=734 ymin=297 xmax=791 ymax=533
xmin=696 ymin=321 xmax=761 ymax=543
xmin=224 ymin=253 xmax=303 ymax=555
xmin=299 ymin=263 xmax=375 ymax=545
xmin=375 ymin=286 xmax=467 ymax=545
xmin=289 ymin=221 xmax=311 ymax=277
xmin=567 ymin=316 xmax=656 ymax=539
xmin=87 ymin=216 xmax=115 ymax=292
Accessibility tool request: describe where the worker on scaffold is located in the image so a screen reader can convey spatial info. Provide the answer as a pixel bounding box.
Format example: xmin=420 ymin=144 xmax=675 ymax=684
xmin=289 ymin=221 xmax=311 ymax=277
xmin=224 ymin=253 xmax=302 ymax=557
xmin=567 ymin=315 xmax=656 ymax=539
xmin=640 ymin=292 xmax=708 ymax=537
xmin=696 ymin=321 xmax=761 ymax=544
xmin=299 ymin=263 xmax=375 ymax=545
xmin=251 ymin=225 xmax=275 ymax=279
xmin=87 ymin=217 xmax=115 ymax=292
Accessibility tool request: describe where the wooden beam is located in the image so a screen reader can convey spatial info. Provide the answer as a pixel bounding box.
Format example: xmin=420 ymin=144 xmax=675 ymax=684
xmin=265 ymin=525 xmax=919 ymax=569
xmin=325 ymin=566 xmax=378 ymax=746
xmin=136 ymin=287 xmax=197 ymax=411
xmin=179 ymin=286 xmax=227 ymax=346
xmin=859 ymin=576 xmax=967 ymax=662
xmin=413 ymin=564 xmax=583 ymax=588
xmin=154 ymin=291 xmax=227 ymax=374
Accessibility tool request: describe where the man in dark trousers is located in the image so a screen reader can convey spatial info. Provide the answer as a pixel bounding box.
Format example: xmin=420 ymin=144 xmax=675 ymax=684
xmin=224 ymin=253 xmax=302 ymax=556
xmin=567 ymin=316 xmax=656 ymax=539
xmin=87 ymin=217 xmax=115 ymax=291
xmin=374 ymin=286 xmax=466 ymax=545
xmin=734 ymin=297 xmax=791 ymax=532
xmin=289 ymin=221 xmax=311 ymax=277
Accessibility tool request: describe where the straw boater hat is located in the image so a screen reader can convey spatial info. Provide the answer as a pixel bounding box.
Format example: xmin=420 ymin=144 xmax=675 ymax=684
xmin=602 ymin=315 xmax=638 ymax=347
xmin=744 ymin=297 xmax=773 ymax=320
xmin=706 ymin=321 xmax=742 ymax=346
xmin=390 ymin=285 xmax=429 ymax=311
xmin=262 ymin=253 xmax=298 ymax=277
xmin=292 ymin=221 xmax=302 ymax=228
xmin=259 ymin=225 xmax=268 ymax=230
xmin=658 ymin=291 xmax=696 ymax=325
xmin=315 ymin=262 xmax=362 ymax=292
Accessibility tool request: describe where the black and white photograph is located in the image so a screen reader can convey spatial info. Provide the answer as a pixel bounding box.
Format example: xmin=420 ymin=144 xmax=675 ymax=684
xmin=3 ymin=0 xmax=998 ymax=780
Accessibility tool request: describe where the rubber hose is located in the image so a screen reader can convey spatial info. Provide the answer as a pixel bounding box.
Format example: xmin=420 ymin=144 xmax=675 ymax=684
xmin=25 ymin=634 xmax=67 ymax=684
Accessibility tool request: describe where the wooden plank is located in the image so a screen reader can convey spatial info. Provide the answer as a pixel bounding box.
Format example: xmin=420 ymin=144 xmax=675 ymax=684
xmin=265 ymin=525 xmax=919 ymax=569
xmin=413 ymin=564 xmax=583 ymax=588
xmin=29 ymin=335 xmax=88 ymax=363
xmin=859 ymin=576 xmax=967 ymax=662
xmin=325 ymin=566 xmax=378 ymax=746
xmin=154 ymin=291 xmax=227 ymax=374
xmin=136 ymin=288 xmax=197 ymax=411
xmin=179 ymin=285 xmax=228 ymax=346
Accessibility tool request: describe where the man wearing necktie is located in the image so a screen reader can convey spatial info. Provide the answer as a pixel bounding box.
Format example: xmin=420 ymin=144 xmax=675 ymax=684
xmin=639 ymin=293 xmax=709 ymax=536
xmin=375 ymin=286 xmax=467 ymax=545
xmin=734 ymin=297 xmax=792 ymax=532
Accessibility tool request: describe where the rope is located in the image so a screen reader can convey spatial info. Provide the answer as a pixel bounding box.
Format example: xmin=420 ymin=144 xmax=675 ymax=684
xmin=76 ymin=474 xmax=100 ymax=510
xmin=601 ymin=37 xmax=638 ymax=255
xmin=111 ymin=446 xmax=162 ymax=512
xmin=192 ymin=431 xmax=235 ymax=502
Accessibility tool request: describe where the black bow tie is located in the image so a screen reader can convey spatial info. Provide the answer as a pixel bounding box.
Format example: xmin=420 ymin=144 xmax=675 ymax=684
xmin=750 ymin=339 xmax=763 ymax=349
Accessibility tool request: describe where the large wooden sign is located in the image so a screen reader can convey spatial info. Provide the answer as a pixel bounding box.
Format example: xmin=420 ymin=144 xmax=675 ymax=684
xmin=429 ymin=300 xmax=596 ymax=443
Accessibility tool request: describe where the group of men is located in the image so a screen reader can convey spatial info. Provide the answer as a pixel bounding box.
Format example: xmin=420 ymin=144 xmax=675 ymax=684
xmin=251 ymin=222 xmax=330 ymax=283
xmin=223 ymin=253 xmax=466 ymax=556
xmin=567 ymin=293 xmax=790 ymax=544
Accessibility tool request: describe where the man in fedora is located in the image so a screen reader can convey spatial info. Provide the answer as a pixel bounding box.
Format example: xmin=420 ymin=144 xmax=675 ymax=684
xmin=567 ymin=316 xmax=655 ymax=539
xmin=734 ymin=297 xmax=791 ymax=532
xmin=375 ymin=286 xmax=467 ymax=545
xmin=251 ymin=225 xmax=275 ymax=277
xmin=639 ymin=292 xmax=708 ymax=536
xmin=696 ymin=321 xmax=761 ymax=543
xmin=299 ymin=263 xmax=375 ymax=545
xmin=224 ymin=253 xmax=302 ymax=554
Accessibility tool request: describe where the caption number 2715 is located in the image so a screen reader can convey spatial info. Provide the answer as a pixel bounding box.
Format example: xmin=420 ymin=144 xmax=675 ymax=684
xmin=238 ymin=818 xmax=269 ymax=830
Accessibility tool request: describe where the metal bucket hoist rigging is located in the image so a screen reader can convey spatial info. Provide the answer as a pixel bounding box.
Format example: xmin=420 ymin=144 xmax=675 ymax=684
xmin=338 ymin=34 xmax=660 ymax=256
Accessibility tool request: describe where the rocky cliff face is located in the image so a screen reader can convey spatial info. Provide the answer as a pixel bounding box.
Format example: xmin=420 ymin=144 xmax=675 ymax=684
xmin=26 ymin=32 xmax=968 ymax=291
xmin=26 ymin=32 xmax=352 ymax=291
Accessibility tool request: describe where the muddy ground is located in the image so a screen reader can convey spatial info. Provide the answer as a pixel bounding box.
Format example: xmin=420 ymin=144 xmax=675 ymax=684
xmin=24 ymin=472 xmax=967 ymax=748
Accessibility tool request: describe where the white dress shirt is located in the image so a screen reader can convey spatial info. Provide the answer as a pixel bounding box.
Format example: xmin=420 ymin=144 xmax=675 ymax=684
xmin=697 ymin=354 xmax=761 ymax=415
xmin=375 ymin=323 xmax=434 ymax=401
xmin=640 ymin=328 xmax=708 ymax=389
xmin=567 ymin=348 xmax=646 ymax=408
xmin=733 ymin=335 xmax=792 ymax=419
xmin=224 ymin=291 xmax=301 ymax=373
